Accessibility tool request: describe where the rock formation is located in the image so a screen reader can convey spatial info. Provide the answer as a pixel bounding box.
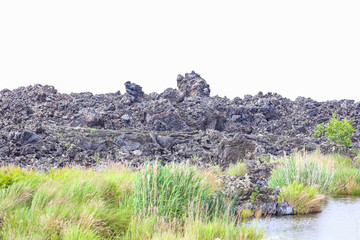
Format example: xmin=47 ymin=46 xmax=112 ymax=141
xmin=1 ymin=72 xmax=358 ymax=170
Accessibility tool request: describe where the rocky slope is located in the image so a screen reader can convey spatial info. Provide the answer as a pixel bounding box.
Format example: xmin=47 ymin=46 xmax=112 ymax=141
xmin=1 ymin=71 xmax=358 ymax=170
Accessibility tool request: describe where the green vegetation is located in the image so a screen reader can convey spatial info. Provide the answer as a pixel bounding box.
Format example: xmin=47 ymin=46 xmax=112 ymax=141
xmin=226 ymin=161 xmax=248 ymax=176
xmin=334 ymin=168 xmax=360 ymax=195
xmin=0 ymin=165 xmax=28 ymax=188
xmin=94 ymin=152 xmax=100 ymax=163
xmin=269 ymin=151 xmax=360 ymax=196
xmin=278 ymin=182 xmax=325 ymax=214
xmin=0 ymin=162 xmax=263 ymax=240
xmin=0 ymin=165 xmax=135 ymax=239
xmin=4 ymin=150 xmax=360 ymax=237
xmin=314 ymin=113 xmax=355 ymax=147
xmin=268 ymin=152 xmax=337 ymax=194
xmin=133 ymin=161 xmax=214 ymax=219
xmin=183 ymin=217 xmax=263 ymax=240
xmin=250 ymin=186 xmax=259 ymax=203
xmin=269 ymin=151 xmax=360 ymax=214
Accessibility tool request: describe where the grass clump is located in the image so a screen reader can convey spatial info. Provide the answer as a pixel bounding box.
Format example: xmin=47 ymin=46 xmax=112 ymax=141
xmin=278 ymin=182 xmax=325 ymax=214
xmin=184 ymin=216 xmax=263 ymax=240
xmin=226 ymin=161 xmax=248 ymax=176
xmin=62 ymin=225 xmax=101 ymax=240
xmin=268 ymin=151 xmax=337 ymax=194
xmin=133 ymin=161 xmax=215 ymax=219
xmin=269 ymin=151 xmax=360 ymax=200
xmin=123 ymin=214 xmax=263 ymax=240
xmin=333 ymin=168 xmax=360 ymax=195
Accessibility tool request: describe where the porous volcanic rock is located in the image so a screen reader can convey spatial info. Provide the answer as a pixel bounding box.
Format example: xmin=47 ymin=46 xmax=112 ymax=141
xmin=0 ymin=71 xmax=359 ymax=170
xmin=177 ymin=71 xmax=211 ymax=99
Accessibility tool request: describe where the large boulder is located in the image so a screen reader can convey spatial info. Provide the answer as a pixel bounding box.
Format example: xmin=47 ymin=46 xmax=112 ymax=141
xmin=177 ymin=71 xmax=211 ymax=99
xmin=124 ymin=81 xmax=144 ymax=103
xmin=124 ymin=81 xmax=144 ymax=98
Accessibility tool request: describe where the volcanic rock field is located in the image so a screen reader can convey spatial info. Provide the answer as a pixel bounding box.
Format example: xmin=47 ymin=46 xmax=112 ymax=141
xmin=1 ymin=71 xmax=359 ymax=171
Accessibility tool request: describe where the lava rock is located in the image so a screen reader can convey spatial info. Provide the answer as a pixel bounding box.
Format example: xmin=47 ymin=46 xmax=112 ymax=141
xmin=124 ymin=81 xmax=144 ymax=98
xmin=0 ymin=72 xmax=359 ymax=175
xmin=22 ymin=131 xmax=42 ymax=145
xmin=277 ymin=201 xmax=293 ymax=215
xmin=177 ymin=71 xmax=210 ymax=98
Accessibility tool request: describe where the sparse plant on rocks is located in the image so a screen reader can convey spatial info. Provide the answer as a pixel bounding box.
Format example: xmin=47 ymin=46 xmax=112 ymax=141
xmin=226 ymin=161 xmax=248 ymax=177
xmin=250 ymin=186 xmax=259 ymax=203
xmin=314 ymin=113 xmax=355 ymax=147
xmin=94 ymin=152 xmax=100 ymax=163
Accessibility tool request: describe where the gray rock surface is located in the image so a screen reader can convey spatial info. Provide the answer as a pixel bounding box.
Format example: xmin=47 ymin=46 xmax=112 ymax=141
xmin=0 ymin=71 xmax=358 ymax=170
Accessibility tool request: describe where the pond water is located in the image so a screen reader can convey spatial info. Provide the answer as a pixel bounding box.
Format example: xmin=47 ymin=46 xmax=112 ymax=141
xmin=255 ymin=196 xmax=360 ymax=240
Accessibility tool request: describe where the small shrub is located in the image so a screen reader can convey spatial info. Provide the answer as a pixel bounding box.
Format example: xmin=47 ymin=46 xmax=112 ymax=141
xmin=0 ymin=165 xmax=28 ymax=189
xmin=226 ymin=161 xmax=248 ymax=176
xmin=314 ymin=113 xmax=355 ymax=147
xmin=313 ymin=123 xmax=325 ymax=138
xmin=278 ymin=182 xmax=325 ymax=214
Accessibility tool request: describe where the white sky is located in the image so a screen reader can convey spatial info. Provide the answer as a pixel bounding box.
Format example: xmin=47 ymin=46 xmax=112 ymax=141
xmin=1 ymin=1 xmax=359 ymax=101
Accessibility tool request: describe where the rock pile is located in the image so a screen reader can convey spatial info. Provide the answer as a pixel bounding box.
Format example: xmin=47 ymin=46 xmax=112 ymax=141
xmin=1 ymin=72 xmax=358 ymax=170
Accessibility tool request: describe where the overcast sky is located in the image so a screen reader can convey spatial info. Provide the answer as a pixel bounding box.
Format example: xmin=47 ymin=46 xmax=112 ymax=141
xmin=1 ymin=1 xmax=359 ymax=101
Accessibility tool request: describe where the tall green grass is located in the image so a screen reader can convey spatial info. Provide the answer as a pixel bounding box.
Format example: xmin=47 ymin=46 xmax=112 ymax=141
xmin=184 ymin=216 xmax=263 ymax=240
xmin=334 ymin=168 xmax=360 ymax=195
xmin=0 ymin=164 xmax=135 ymax=239
xmin=0 ymin=162 xmax=263 ymax=240
xmin=268 ymin=151 xmax=360 ymax=196
xmin=133 ymin=161 xmax=214 ymax=219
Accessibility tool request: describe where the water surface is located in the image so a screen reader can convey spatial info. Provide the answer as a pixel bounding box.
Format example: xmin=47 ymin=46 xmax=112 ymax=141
xmin=256 ymin=197 xmax=360 ymax=240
